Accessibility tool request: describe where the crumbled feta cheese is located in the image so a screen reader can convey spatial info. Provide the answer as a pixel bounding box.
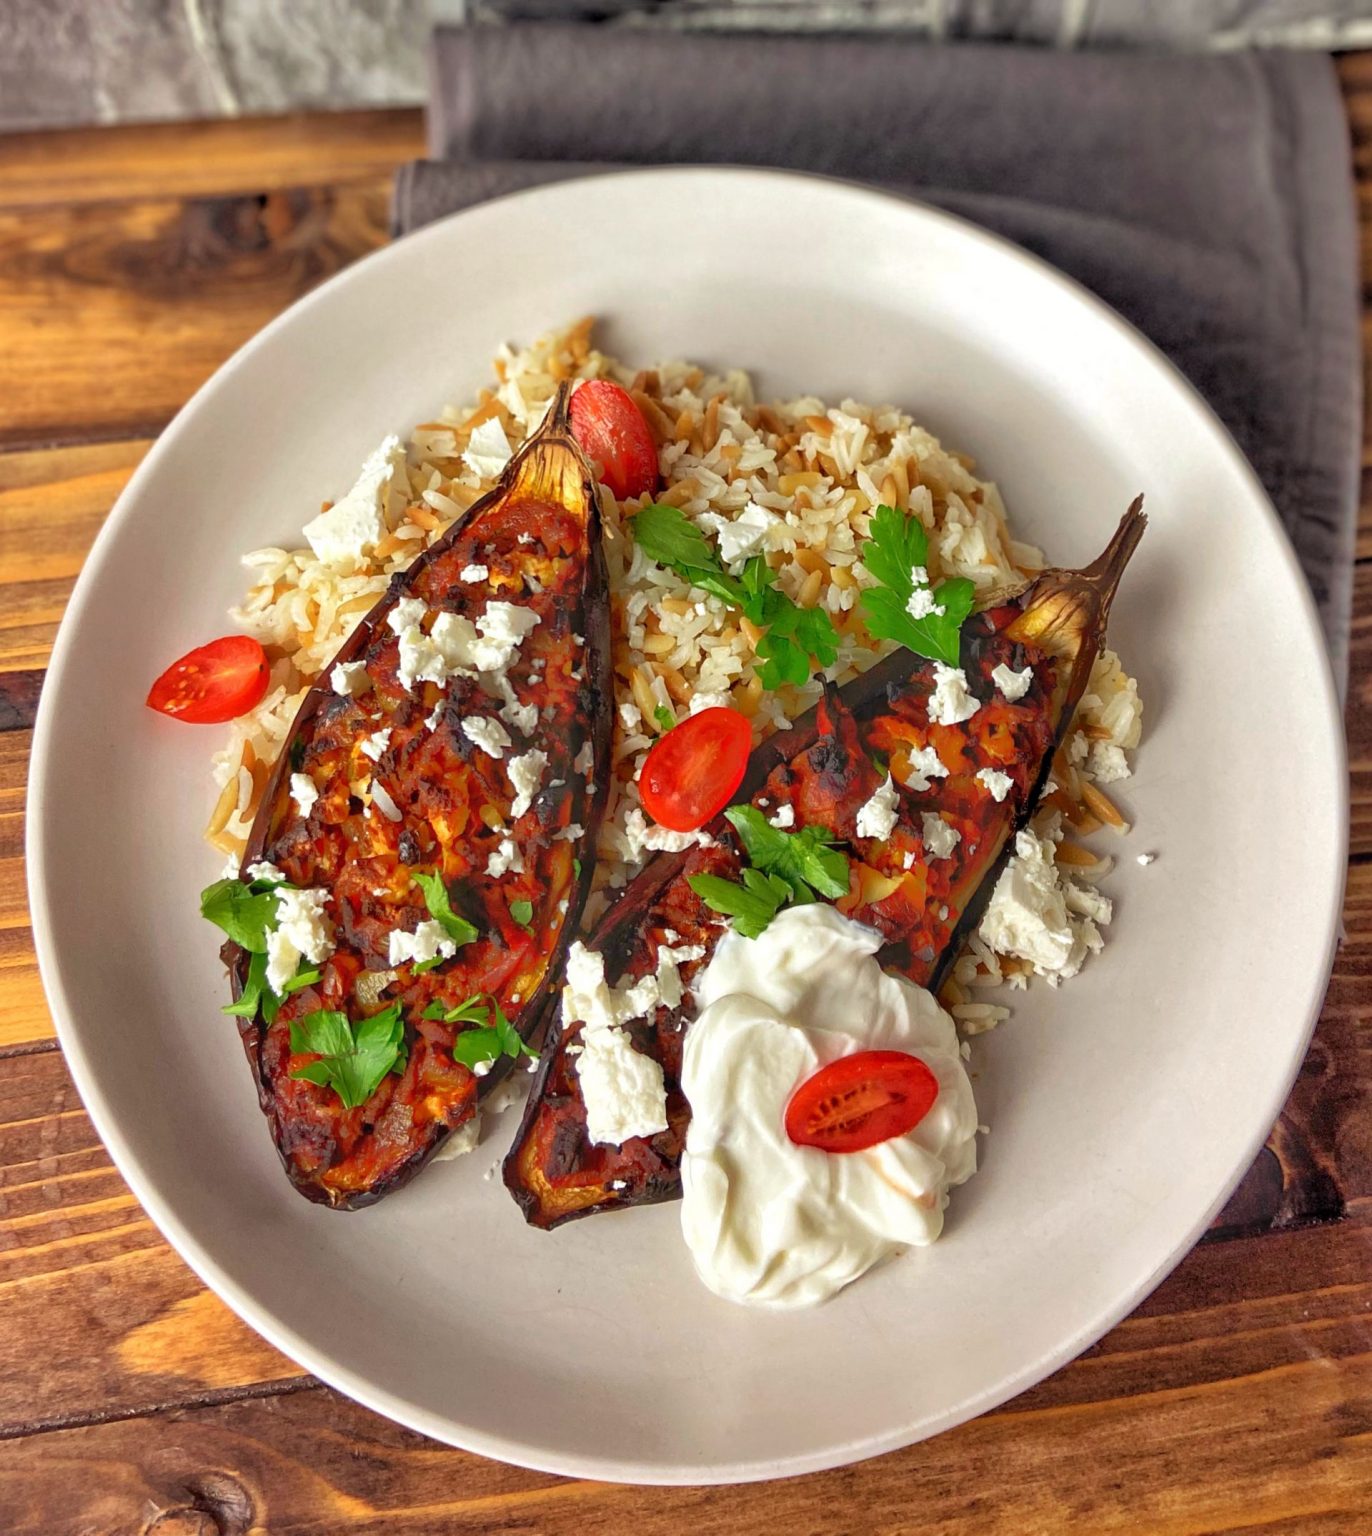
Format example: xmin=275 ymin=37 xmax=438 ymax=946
xmin=486 ymin=837 xmax=524 ymax=878
xmin=388 ymin=596 xmax=428 ymax=635
xmin=289 ymin=773 xmax=318 ymax=817
xmin=370 ymin=781 xmax=403 ymax=822
xmin=359 ymin=727 xmax=391 ymax=763
xmin=424 ymin=700 xmax=445 ymax=732
xmin=768 ymin=804 xmax=796 ymax=829
xmin=905 ymin=580 xmax=946 ymax=621
xmin=714 ymin=502 xmax=778 ymax=569
xmin=903 ymin=743 xmax=949 ymax=792
xmin=508 ymin=749 xmax=548 ymax=819
xmin=927 ymin=663 xmax=980 ymax=727
xmin=331 ymin=660 xmax=369 ymax=697
xmin=462 ymin=418 xmax=513 ymax=480
xmin=459 ymin=564 xmax=490 ymax=582
xmin=688 ymin=690 xmax=733 ymax=716
xmin=612 ymin=807 xmax=716 ymax=865
xmin=462 ymin=715 xmax=512 ymax=760
xmin=977 ymin=768 xmax=1014 ymax=803
xmin=978 ymin=828 xmax=1108 ymax=984
xmin=1137 ymin=852 xmax=1156 ymax=866
xmin=574 ymin=1024 xmax=669 ymax=1147
xmin=245 ymin=860 xmax=287 ymax=885
xmin=618 ymin=701 xmax=643 ymax=732
xmin=555 ymin=823 xmax=585 ymax=842
xmin=992 ymin=662 xmax=1033 ymax=702
xmin=855 ymin=774 xmax=900 ymax=840
xmin=1087 ymin=741 xmax=1131 ymax=784
xmin=574 ymin=740 xmax=595 ymax=775
xmin=902 ymin=850 xmax=917 ymax=870
xmin=302 ymin=435 xmax=405 ymax=567
xmin=221 ymin=853 xmax=242 ymax=880
xmin=266 ymin=887 xmax=334 ymax=995
xmin=388 ymin=919 xmax=457 ymax=969
xmin=921 ymin=812 xmax=960 ymax=861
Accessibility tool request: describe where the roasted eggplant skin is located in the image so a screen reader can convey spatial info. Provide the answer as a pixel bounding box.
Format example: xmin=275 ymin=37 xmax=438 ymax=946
xmin=505 ymin=502 xmax=1146 ymax=1229
xmin=229 ymin=385 xmax=614 ymax=1209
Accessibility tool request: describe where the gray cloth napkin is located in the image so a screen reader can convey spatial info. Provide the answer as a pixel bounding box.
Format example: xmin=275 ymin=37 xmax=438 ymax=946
xmin=395 ymin=25 xmax=1361 ymax=680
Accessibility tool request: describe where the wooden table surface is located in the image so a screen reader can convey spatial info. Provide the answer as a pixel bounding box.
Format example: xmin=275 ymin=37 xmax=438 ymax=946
xmin=2 ymin=62 xmax=1371 ymax=1534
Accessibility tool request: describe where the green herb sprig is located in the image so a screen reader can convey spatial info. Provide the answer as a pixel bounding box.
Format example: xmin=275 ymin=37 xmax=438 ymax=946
xmin=688 ymin=808 xmax=851 ymax=939
xmin=859 ymin=504 xmax=976 ymax=666
xmin=411 ymin=871 xmax=480 ymax=947
xmin=288 ymin=1002 xmax=407 ymax=1109
xmin=421 ymin=994 xmax=538 ymax=1070
xmin=631 ymin=504 xmax=840 ymax=690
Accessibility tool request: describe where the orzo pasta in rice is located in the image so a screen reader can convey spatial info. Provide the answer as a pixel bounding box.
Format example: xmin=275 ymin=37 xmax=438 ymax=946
xmin=209 ymin=319 xmax=1143 ymax=1025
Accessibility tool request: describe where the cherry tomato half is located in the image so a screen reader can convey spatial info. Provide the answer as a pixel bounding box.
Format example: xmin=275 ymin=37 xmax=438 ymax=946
xmin=146 ymin=635 xmax=270 ymax=725
xmin=638 ymin=707 xmax=751 ymax=832
xmin=785 ymin=1050 xmax=939 ymax=1154
xmin=569 ymin=379 xmax=659 ymax=501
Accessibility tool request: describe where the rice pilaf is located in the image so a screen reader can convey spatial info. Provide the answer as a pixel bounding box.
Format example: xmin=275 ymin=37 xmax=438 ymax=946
xmin=211 ymin=320 xmax=1143 ymax=1023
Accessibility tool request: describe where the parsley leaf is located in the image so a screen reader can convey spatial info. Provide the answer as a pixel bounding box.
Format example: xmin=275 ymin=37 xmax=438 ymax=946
xmin=724 ymin=807 xmax=850 ymax=901
xmin=411 ymin=871 xmax=479 ymax=947
xmin=630 ymin=506 xmax=840 ymax=692
xmin=200 ymin=878 xmax=280 ymax=954
xmin=288 ymin=1003 xmax=407 ymax=1109
xmin=222 ymin=948 xmax=268 ymax=1020
xmin=450 ymin=996 xmax=537 ymax=1069
xmin=509 ymin=897 xmax=534 ymax=929
xmin=653 ymin=704 xmax=676 ymax=733
xmin=422 ymin=994 xmax=490 ymax=1026
xmin=858 ymin=504 xmax=976 ymax=667
xmin=688 ymin=868 xmax=791 ymax=940
xmin=572 ymin=857 xmax=583 ymax=880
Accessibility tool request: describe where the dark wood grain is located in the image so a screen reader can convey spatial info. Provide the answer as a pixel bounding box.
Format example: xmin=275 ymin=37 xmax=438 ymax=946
xmin=0 ymin=111 xmax=423 ymax=210
xmin=0 ymin=183 xmax=393 ymax=451
xmin=3 ymin=1210 xmax=1372 ymax=1534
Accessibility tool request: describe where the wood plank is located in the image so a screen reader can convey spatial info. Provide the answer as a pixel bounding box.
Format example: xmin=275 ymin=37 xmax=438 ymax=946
xmin=5 ymin=1213 xmax=1372 ymax=1533
xmin=0 ymin=179 xmax=393 ymax=451
xmin=0 ymin=440 xmax=147 ymax=677
xmin=0 ymin=110 xmax=424 ymax=209
xmin=0 ymin=731 xmax=45 ymax=1051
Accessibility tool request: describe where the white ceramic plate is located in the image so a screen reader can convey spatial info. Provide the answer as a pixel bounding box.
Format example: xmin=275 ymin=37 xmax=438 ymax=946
xmin=28 ymin=169 xmax=1345 ymax=1484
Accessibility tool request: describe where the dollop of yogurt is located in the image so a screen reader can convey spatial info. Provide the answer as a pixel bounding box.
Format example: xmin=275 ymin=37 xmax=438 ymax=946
xmin=680 ymin=905 xmax=978 ymax=1309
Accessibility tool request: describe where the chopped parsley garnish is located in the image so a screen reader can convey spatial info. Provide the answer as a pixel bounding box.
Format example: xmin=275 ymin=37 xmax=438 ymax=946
xmin=631 ymin=503 xmax=840 ymax=690
xmin=423 ymin=994 xmax=537 ymax=1070
xmin=288 ymin=1002 xmax=407 ymax=1109
xmin=422 ymin=994 xmax=490 ymax=1027
xmin=200 ymin=877 xmax=281 ymax=953
xmin=688 ymin=869 xmax=792 ymax=940
xmin=202 ymin=872 xmax=313 ymax=1022
xmin=653 ymin=704 xmax=677 ymax=733
xmin=509 ymin=897 xmax=534 ymax=930
xmin=859 ymin=504 xmax=976 ymax=666
xmin=572 ymin=857 xmax=583 ymax=880
xmin=411 ymin=871 xmax=479 ymax=947
xmin=689 ymin=810 xmax=851 ymax=939
xmin=724 ymin=807 xmax=849 ymax=902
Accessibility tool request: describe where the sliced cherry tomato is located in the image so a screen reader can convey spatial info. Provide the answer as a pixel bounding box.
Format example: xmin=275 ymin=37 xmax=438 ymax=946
xmin=146 ymin=635 xmax=270 ymax=725
xmin=785 ymin=1050 xmax=939 ymax=1154
xmin=569 ymin=379 xmax=659 ymax=501
xmin=638 ymin=707 xmax=751 ymax=832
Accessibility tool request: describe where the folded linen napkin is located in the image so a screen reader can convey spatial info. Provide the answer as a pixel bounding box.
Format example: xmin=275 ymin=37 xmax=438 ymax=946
xmin=395 ymin=25 xmax=1361 ymax=681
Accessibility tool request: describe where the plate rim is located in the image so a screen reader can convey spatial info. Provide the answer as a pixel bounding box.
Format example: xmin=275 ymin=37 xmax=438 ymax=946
xmin=25 ymin=163 xmax=1349 ymax=1485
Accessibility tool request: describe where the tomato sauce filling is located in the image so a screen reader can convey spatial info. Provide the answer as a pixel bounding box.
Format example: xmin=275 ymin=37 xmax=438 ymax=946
xmin=506 ymin=606 xmax=1058 ymax=1227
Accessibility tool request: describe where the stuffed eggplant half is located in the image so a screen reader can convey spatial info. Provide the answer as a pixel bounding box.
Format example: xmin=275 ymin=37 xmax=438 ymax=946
xmin=208 ymin=385 xmax=612 ymax=1208
xmin=505 ymin=501 xmax=1145 ymax=1230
